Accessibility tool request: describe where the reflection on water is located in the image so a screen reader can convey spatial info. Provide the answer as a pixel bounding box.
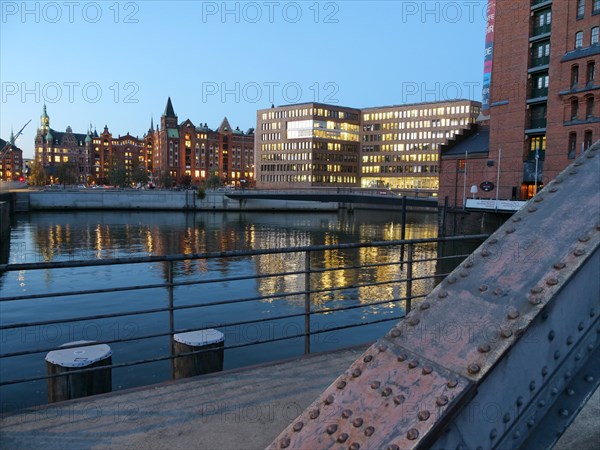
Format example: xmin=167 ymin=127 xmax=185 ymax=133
xmin=0 ymin=210 xmax=455 ymax=411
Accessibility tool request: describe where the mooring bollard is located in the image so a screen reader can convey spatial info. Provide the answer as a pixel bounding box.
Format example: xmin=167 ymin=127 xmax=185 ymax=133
xmin=45 ymin=340 xmax=112 ymax=403
xmin=173 ymin=329 xmax=225 ymax=379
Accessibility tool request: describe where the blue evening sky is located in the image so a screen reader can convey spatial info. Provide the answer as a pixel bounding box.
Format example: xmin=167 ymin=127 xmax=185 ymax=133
xmin=1 ymin=1 xmax=488 ymax=158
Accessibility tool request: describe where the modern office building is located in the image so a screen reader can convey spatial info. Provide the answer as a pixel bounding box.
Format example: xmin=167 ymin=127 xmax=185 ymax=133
xmin=255 ymin=103 xmax=361 ymax=188
xmin=255 ymin=100 xmax=480 ymax=190
xmin=439 ymin=0 xmax=599 ymax=208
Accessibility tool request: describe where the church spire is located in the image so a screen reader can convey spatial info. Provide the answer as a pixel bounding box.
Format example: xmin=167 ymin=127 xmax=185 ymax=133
xmin=40 ymin=104 xmax=50 ymax=131
xmin=163 ymin=97 xmax=176 ymax=118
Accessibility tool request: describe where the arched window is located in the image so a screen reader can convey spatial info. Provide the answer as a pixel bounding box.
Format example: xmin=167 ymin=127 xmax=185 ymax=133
xmin=571 ymin=65 xmax=579 ymax=87
xmin=576 ymin=31 xmax=584 ymax=48
xmin=568 ymin=132 xmax=577 ymax=159
xmin=584 ymin=130 xmax=593 ymax=150
xmin=586 ymin=96 xmax=595 ymax=118
xmin=592 ymin=27 xmax=599 ymax=45
xmin=571 ymin=97 xmax=579 ymax=120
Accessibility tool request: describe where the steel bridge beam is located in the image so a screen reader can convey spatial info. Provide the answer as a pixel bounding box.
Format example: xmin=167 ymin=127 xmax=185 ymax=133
xmin=268 ymin=141 xmax=600 ymax=450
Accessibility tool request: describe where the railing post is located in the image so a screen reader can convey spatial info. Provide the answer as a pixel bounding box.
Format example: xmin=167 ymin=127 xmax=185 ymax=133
xmin=400 ymin=195 xmax=407 ymax=264
xmin=167 ymin=260 xmax=175 ymax=379
xmin=406 ymin=243 xmax=413 ymax=313
xmin=304 ymin=250 xmax=311 ymax=355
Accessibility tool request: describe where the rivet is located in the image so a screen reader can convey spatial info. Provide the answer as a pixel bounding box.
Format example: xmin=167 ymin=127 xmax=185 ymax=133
xmin=293 ymin=422 xmax=303 ymax=432
xmin=494 ymin=288 xmax=503 ymax=296
xmin=585 ymin=375 xmax=594 ymax=382
xmin=514 ymin=431 xmax=522 ymax=439
xmin=325 ymin=395 xmax=334 ymax=405
xmin=567 ymin=336 xmax=574 ymax=345
xmin=531 ymin=286 xmax=543 ymax=294
xmin=337 ymin=433 xmax=348 ymax=443
xmin=591 ymin=309 xmax=597 ymax=317
xmin=352 ymin=418 xmax=364 ymax=428
xmin=397 ymin=353 xmax=407 ymax=362
xmin=542 ymin=311 xmax=549 ymax=320
xmin=586 ymin=152 xmax=595 ymax=158
xmin=506 ymin=227 xmax=516 ymax=233
xmin=468 ymin=364 xmax=481 ymax=374
xmin=408 ymin=360 xmax=419 ymax=369
xmin=370 ymin=381 xmax=380 ymax=390
xmin=482 ymin=249 xmax=490 ymax=257
xmin=534 ymin=196 xmax=544 ymax=203
xmin=512 ymin=216 xmax=522 ymax=222
xmin=447 ymin=277 xmax=457 ymax=285
xmin=542 ymin=366 xmax=548 ymax=376
xmin=436 ymin=395 xmax=449 ymax=407
xmin=574 ymin=161 xmax=583 ymax=166
xmin=553 ymin=262 xmax=566 ymax=270
xmin=490 ymin=429 xmax=498 ymax=439
xmin=387 ymin=445 xmax=399 ymax=450
xmin=393 ymin=395 xmax=406 ymax=405
xmin=459 ymin=270 xmax=469 ymax=278
xmin=574 ymin=248 xmax=585 ymax=257
xmin=567 ymin=388 xmax=575 ymax=396
xmin=438 ymin=290 xmax=449 ymax=298
xmin=578 ymin=235 xmax=590 ymax=243
xmin=507 ymin=309 xmax=520 ymax=320
xmin=479 ymin=284 xmax=488 ymax=292
xmin=390 ymin=328 xmax=401 ymax=338
xmin=546 ymin=278 xmax=559 ymax=286
xmin=538 ymin=400 xmax=546 ymax=408
xmin=578 ymin=322 xmax=585 ymax=331
xmin=352 ymin=368 xmax=362 ymax=378
xmin=419 ymin=302 xmax=431 ymax=311
xmin=548 ymin=331 xmax=555 ymax=341
xmin=565 ymin=371 xmax=572 ymax=379
xmin=406 ymin=428 xmax=419 ymax=440
xmin=408 ymin=317 xmax=420 ymax=326
xmin=309 ymin=409 xmax=320 ymax=420
xmin=337 ymin=380 xmax=347 ymax=389
xmin=488 ymin=238 xmax=498 ymax=244
xmin=575 ymin=353 xmax=582 ymax=362
xmin=363 ymin=354 xmax=373 ymax=363
xmin=559 ymin=409 xmax=570 ymax=417
xmin=588 ymin=344 xmax=595 ymax=352
xmin=501 ymin=328 xmax=513 ymax=339
xmin=382 ymin=387 xmax=392 ymax=397
xmin=529 ymin=297 xmax=542 ymax=306
xmin=528 ymin=207 xmax=537 ymax=213
xmin=527 ymin=419 xmax=535 ymax=428
xmin=377 ymin=344 xmax=387 ymax=353
xmin=551 ymin=387 xmax=558 ymax=395
xmin=422 ymin=366 xmax=433 ymax=375
xmin=516 ymin=396 xmax=524 ymax=407
xmin=342 ymin=409 xmax=352 ymax=418
xmin=529 ymin=381 xmax=536 ymax=391
xmin=463 ymin=260 xmax=474 ymax=268
xmin=549 ymin=187 xmax=558 ymax=193
xmin=349 ymin=443 xmax=360 ymax=450
xmin=554 ymin=177 xmax=563 ymax=184
xmin=418 ymin=410 xmax=430 ymax=421
xmin=364 ymin=426 xmax=375 ymax=437
xmin=569 ymin=169 xmax=578 ymax=175
xmin=478 ymin=343 xmax=491 ymax=353
xmin=447 ymin=379 xmax=458 ymax=388
xmin=280 ymin=437 xmax=290 ymax=448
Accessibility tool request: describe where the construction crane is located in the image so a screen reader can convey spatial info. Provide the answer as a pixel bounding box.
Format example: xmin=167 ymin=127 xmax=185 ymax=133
xmin=0 ymin=120 xmax=31 ymax=161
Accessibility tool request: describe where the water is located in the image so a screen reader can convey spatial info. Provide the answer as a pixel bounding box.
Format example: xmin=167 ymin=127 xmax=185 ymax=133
xmin=0 ymin=210 xmax=474 ymax=411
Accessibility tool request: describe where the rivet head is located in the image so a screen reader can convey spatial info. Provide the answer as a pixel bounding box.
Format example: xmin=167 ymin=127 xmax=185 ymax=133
xmin=468 ymin=364 xmax=481 ymax=374
xmin=422 ymin=366 xmax=433 ymax=375
xmin=529 ymin=381 xmax=536 ymax=391
xmin=559 ymin=409 xmax=570 ymax=417
xmin=538 ymin=400 xmax=545 ymax=408
xmin=577 ymin=322 xmax=584 ymax=331
xmin=408 ymin=360 xmax=419 ymax=369
xmin=479 ymin=284 xmax=488 ymax=292
xmin=565 ymin=371 xmax=572 ymax=379
xmin=514 ymin=431 xmax=522 ymax=439
xmin=447 ymin=277 xmax=457 ymax=285
xmin=534 ymin=196 xmax=544 ymax=203
xmin=567 ymin=336 xmax=574 ymax=345
xmin=309 ymin=409 xmax=320 ymax=419
xmin=585 ymin=375 xmax=594 ymax=383
xmin=438 ymin=290 xmax=449 ymax=298
xmin=337 ymin=432 xmax=348 ymax=443
xmin=554 ymin=177 xmax=563 ymax=184
xmin=342 ymin=409 xmax=352 ymax=419
xmin=554 ymin=350 xmax=561 ymax=360
xmin=293 ymin=422 xmax=303 ymax=432
xmin=488 ymin=238 xmax=498 ymax=244
xmin=463 ymin=259 xmax=475 ymax=267
xmin=387 ymin=445 xmax=399 ymax=450
xmin=397 ymin=353 xmax=407 ymax=362
xmin=382 ymin=387 xmax=392 ymax=397
xmin=516 ymin=396 xmax=524 ymax=407
xmin=548 ymin=331 xmax=555 ymax=341
xmin=349 ymin=443 xmax=360 ymax=450
xmin=549 ymin=187 xmax=558 ymax=193
xmin=419 ymin=302 xmax=430 ymax=310
xmin=436 ymin=395 xmax=449 ymax=406
xmin=363 ymin=354 xmax=373 ymax=363
xmin=553 ymin=262 xmax=566 ymax=270
xmin=512 ymin=216 xmax=522 ymax=222
xmin=390 ymin=328 xmax=401 ymax=338
xmin=324 ymin=395 xmax=334 ymax=405
xmin=418 ymin=410 xmax=430 ymax=421
xmin=352 ymin=368 xmax=362 ymax=378
xmin=574 ymin=161 xmax=583 ymax=166
xmin=574 ymin=248 xmax=585 ymax=257
xmin=490 ymin=429 xmax=498 ymax=439
xmin=569 ymin=169 xmax=578 ymax=175
xmin=551 ymin=387 xmax=558 ymax=395
xmin=280 ymin=437 xmax=290 ymax=448
xmin=507 ymin=309 xmax=520 ymax=320
xmin=501 ymin=328 xmax=513 ymax=339
xmin=478 ymin=343 xmax=491 ymax=353
xmin=406 ymin=428 xmax=419 ymax=440
xmin=527 ymin=419 xmax=535 ymax=428
xmin=546 ymin=277 xmax=559 ymax=286
xmin=531 ymin=286 xmax=543 ymax=294
xmin=370 ymin=381 xmax=381 ymax=390
xmin=506 ymin=227 xmax=516 ymax=233
xmin=493 ymin=287 xmax=503 ymax=296
xmin=567 ymin=389 xmax=575 ymax=396
xmin=482 ymin=249 xmax=490 ymax=257
xmin=408 ymin=317 xmax=420 ymax=326
xmin=393 ymin=395 xmax=406 ymax=405
xmin=447 ymin=379 xmax=458 ymax=388
xmin=377 ymin=344 xmax=387 ymax=353
xmin=578 ymin=235 xmax=590 ymax=243
xmin=352 ymin=418 xmax=364 ymax=428
xmin=364 ymin=426 xmax=375 ymax=437
xmin=542 ymin=366 xmax=548 ymax=376
xmin=529 ymin=297 xmax=542 ymax=306
xmin=528 ymin=206 xmax=537 ymax=213
xmin=460 ymin=270 xmax=469 ymax=277
xmin=337 ymin=380 xmax=347 ymax=389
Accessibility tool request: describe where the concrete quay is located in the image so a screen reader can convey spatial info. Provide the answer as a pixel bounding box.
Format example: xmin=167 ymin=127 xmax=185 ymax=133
xmin=0 ymin=345 xmax=597 ymax=450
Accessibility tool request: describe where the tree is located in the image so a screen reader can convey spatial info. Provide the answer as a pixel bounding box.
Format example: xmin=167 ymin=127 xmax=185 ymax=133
xmin=106 ymin=156 xmax=127 ymax=187
xmin=206 ymin=170 xmax=222 ymax=189
xmin=131 ymin=159 xmax=149 ymax=185
xmin=29 ymin=160 xmax=48 ymax=186
xmin=158 ymin=170 xmax=173 ymax=189
xmin=56 ymin=162 xmax=77 ymax=187
xmin=181 ymin=175 xmax=192 ymax=189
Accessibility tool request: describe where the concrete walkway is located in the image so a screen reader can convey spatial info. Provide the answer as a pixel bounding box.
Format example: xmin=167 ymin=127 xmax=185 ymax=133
xmin=0 ymin=345 xmax=597 ymax=450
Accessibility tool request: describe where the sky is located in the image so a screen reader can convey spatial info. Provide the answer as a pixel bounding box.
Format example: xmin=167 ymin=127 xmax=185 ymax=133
xmin=1 ymin=1 xmax=489 ymax=158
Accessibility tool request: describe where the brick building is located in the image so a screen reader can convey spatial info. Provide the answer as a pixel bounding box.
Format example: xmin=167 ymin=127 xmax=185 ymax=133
xmin=0 ymin=133 xmax=23 ymax=182
xmin=439 ymin=0 xmax=599 ymax=209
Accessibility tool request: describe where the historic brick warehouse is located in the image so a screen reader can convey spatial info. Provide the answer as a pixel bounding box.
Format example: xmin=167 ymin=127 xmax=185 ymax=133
xmin=439 ymin=0 xmax=599 ymax=208
xmin=33 ymin=100 xmax=255 ymax=187
xmin=0 ymin=132 xmax=23 ymax=182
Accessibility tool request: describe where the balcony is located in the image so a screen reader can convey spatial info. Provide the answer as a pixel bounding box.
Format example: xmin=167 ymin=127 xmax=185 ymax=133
xmin=530 ymin=86 xmax=549 ymax=99
xmin=532 ymin=23 xmax=551 ymax=37
xmin=530 ymin=55 xmax=550 ymax=68
xmin=531 ymin=0 xmax=552 ymax=8
xmin=529 ymin=117 xmax=547 ymax=129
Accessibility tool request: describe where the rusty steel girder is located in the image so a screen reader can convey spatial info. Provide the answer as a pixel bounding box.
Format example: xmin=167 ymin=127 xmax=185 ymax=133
xmin=268 ymin=141 xmax=600 ymax=450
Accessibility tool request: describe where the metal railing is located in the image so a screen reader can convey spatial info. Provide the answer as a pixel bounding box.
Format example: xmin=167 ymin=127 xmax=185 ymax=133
xmin=0 ymin=235 xmax=487 ymax=394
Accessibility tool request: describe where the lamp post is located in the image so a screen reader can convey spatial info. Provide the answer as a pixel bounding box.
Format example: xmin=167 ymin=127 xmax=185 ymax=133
xmin=534 ymin=147 xmax=539 ymax=196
